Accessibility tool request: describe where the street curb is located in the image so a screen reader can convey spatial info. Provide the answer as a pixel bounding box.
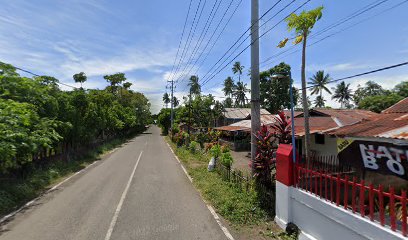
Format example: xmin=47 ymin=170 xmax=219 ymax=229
xmin=165 ymin=141 xmax=235 ymax=240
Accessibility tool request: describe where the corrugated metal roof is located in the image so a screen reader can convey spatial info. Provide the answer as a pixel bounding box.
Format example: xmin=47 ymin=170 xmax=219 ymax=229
xmin=215 ymin=125 xmax=250 ymax=132
xmin=222 ymin=108 xmax=270 ymax=119
xmin=382 ymin=97 xmax=408 ymax=114
xmin=297 ymin=108 xmax=379 ymax=126
xmin=328 ymin=113 xmax=408 ymax=140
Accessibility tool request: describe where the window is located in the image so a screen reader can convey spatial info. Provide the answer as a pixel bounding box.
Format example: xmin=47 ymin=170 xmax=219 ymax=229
xmin=315 ymin=134 xmax=325 ymax=145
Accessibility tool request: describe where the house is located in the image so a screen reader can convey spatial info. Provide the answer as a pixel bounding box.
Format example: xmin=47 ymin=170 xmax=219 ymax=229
xmin=291 ymin=108 xmax=378 ymax=156
xmin=215 ymin=108 xmax=379 ymax=153
xmin=326 ymin=97 xmax=408 ymax=185
xmin=216 ymin=108 xmax=270 ymax=126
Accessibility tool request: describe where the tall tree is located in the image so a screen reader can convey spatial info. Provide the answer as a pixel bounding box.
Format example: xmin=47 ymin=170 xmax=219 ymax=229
xmin=314 ymin=95 xmax=325 ymax=108
xmin=104 ymin=73 xmax=126 ymax=94
xmin=223 ymin=76 xmax=235 ymax=98
xmin=279 ymin=6 xmax=324 ymax=160
xmin=308 ymin=70 xmax=332 ymax=99
xmin=232 ymin=62 xmax=244 ymax=83
xmin=223 ymin=97 xmax=233 ymax=108
xmin=260 ymin=62 xmax=298 ymax=114
xmin=188 ymin=75 xmax=201 ymax=97
xmin=172 ymin=96 xmax=179 ymax=107
xmin=162 ymin=92 xmax=170 ymax=108
xmin=233 ymin=81 xmax=249 ymax=107
xmin=353 ymin=81 xmax=389 ymax=105
xmin=393 ymin=81 xmax=408 ymax=98
xmin=358 ymin=94 xmax=403 ymax=113
xmin=0 ymin=61 xmax=19 ymax=76
xmin=123 ymin=82 xmax=132 ymax=90
xmin=73 ymin=72 xmax=87 ymax=89
xmin=332 ymin=81 xmax=353 ymax=108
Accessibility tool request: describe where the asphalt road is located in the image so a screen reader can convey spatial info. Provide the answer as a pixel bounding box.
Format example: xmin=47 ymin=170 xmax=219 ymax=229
xmin=0 ymin=126 xmax=230 ymax=240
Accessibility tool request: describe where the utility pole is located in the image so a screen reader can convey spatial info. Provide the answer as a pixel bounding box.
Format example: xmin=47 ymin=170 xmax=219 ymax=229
xmin=250 ymin=0 xmax=260 ymax=174
xmin=168 ymin=80 xmax=175 ymax=131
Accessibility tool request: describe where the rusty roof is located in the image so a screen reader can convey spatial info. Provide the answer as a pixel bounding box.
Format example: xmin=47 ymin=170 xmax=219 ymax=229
xmin=328 ymin=113 xmax=408 ymax=139
xmin=222 ymin=108 xmax=270 ymax=119
xmin=382 ymin=97 xmax=408 ymax=114
xmin=215 ymin=125 xmax=250 ymax=132
xmin=297 ymin=108 xmax=378 ymax=126
xmin=294 ymin=117 xmax=339 ymax=136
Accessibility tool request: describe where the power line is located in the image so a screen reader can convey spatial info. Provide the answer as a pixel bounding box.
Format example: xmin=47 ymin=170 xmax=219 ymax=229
xmin=171 ymin=0 xmax=205 ymax=82
xmin=197 ymin=0 xmax=287 ymax=84
xmin=14 ymin=66 xmax=77 ymax=89
xmin=260 ymin=0 xmax=402 ymax=68
xmin=178 ymin=0 xmax=243 ymax=92
xmin=167 ymin=0 xmax=194 ymax=83
xmin=303 ymin=61 xmax=408 ymax=90
xmin=176 ymin=0 xmax=240 ymax=88
xmin=207 ymin=61 xmax=408 ymax=98
xmin=200 ymin=0 xmax=297 ymax=88
xmin=201 ymin=0 xmax=311 ymax=88
xmin=309 ymin=0 xmax=389 ymax=41
xmin=174 ymin=0 xmax=223 ymax=83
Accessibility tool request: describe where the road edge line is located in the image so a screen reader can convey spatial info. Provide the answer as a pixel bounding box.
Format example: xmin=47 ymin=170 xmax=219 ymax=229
xmin=104 ymin=151 xmax=143 ymax=240
xmin=165 ymin=141 xmax=235 ymax=240
xmin=0 ymin=158 xmax=102 ymax=225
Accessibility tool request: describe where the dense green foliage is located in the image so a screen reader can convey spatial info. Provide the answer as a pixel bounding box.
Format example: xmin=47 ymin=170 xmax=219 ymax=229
xmin=260 ymin=62 xmax=299 ymax=114
xmin=0 ymin=64 xmax=150 ymax=173
xmin=353 ymin=81 xmax=389 ymax=105
xmin=358 ymin=94 xmax=404 ymax=113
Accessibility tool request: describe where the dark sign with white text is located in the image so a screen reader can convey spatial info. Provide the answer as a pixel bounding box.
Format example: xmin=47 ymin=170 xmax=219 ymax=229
xmin=337 ymin=139 xmax=408 ymax=180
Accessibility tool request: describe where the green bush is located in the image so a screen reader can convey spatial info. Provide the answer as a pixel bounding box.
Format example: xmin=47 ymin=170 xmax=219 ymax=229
xmin=210 ymin=144 xmax=221 ymax=159
xmin=189 ymin=141 xmax=199 ymax=153
xmin=220 ymin=152 xmax=234 ymax=168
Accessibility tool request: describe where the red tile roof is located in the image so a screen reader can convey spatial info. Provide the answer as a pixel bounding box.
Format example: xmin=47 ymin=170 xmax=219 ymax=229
xmin=382 ymin=97 xmax=408 ymax=113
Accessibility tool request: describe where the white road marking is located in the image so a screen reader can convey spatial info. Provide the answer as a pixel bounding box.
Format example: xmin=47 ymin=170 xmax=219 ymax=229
xmin=0 ymin=160 xmax=100 ymax=224
xmin=165 ymin=141 xmax=235 ymax=240
xmin=104 ymin=151 xmax=143 ymax=240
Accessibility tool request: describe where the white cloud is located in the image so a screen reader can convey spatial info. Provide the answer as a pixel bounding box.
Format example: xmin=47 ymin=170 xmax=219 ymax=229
xmin=307 ymin=62 xmax=369 ymax=73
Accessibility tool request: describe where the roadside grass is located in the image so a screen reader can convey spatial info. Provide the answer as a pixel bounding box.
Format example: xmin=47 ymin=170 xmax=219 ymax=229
xmin=165 ymin=137 xmax=295 ymax=239
xmin=0 ymin=136 xmax=133 ymax=217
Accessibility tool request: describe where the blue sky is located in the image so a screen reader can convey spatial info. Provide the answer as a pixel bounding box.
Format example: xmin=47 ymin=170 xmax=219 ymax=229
xmin=1 ymin=0 xmax=407 ymax=113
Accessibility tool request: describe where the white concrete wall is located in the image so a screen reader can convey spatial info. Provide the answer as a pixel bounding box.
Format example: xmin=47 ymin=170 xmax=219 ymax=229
xmin=309 ymin=134 xmax=337 ymax=156
xmin=275 ymin=182 xmax=404 ymax=240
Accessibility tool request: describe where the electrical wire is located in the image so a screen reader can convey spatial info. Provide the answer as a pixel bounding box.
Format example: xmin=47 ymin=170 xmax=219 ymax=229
xmin=14 ymin=66 xmax=77 ymax=89
xmin=167 ymin=0 xmax=194 ymax=83
xmin=201 ymin=0 xmax=311 ymax=88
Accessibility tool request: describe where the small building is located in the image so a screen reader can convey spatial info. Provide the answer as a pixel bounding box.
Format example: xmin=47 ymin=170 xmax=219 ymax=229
xmin=326 ymin=97 xmax=408 ymax=186
xmin=216 ymin=108 xmax=270 ymax=126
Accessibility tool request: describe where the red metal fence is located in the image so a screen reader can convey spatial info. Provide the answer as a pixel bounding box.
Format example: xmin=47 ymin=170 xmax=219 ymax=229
xmin=295 ymin=164 xmax=408 ymax=237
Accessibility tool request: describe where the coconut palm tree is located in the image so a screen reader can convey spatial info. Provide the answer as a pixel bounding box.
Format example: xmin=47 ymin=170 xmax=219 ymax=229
xmin=278 ymin=6 xmax=324 ymax=161
xmin=232 ymin=62 xmax=244 ymax=83
xmin=308 ymin=70 xmax=332 ymax=97
xmin=163 ymin=93 xmax=170 ymax=108
xmin=223 ymin=76 xmax=235 ymax=98
xmin=172 ymin=96 xmax=179 ymax=107
xmin=233 ymin=81 xmax=249 ymax=107
xmin=314 ymin=95 xmax=325 ymax=108
xmin=188 ymin=75 xmax=201 ymax=97
xmin=332 ymin=81 xmax=353 ymax=108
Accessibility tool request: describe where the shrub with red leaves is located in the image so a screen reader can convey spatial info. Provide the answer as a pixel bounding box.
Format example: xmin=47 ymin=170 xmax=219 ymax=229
xmin=252 ymin=125 xmax=277 ymax=184
xmin=270 ymin=111 xmax=291 ymax=144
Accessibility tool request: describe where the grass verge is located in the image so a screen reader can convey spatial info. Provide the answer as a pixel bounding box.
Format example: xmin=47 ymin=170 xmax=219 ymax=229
xmin=0 ymin=135 xmax=134 ymax=217
xmin=165 ymin=137 xmax=297 ymax=240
